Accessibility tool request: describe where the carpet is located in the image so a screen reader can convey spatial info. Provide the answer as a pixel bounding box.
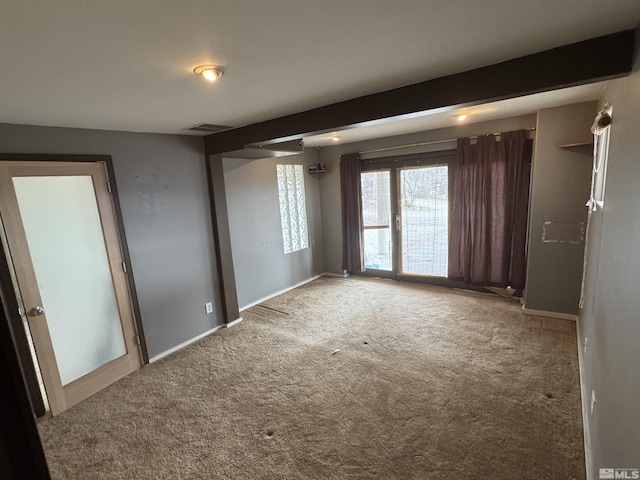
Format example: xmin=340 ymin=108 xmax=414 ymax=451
xmin=38 ymin=276 xmax=585 ymax=479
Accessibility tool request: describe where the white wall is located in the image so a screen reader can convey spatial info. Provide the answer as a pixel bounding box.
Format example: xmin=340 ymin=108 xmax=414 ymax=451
xmin=223 ymin=150 xmax=324 ymax=309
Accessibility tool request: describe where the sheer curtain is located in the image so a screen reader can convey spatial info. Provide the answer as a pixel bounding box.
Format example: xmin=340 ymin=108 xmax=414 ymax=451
xmin=340 ymin=153 xmax=365 ymax=272
xmin=448 ymin=130 xmax=532 ymax=288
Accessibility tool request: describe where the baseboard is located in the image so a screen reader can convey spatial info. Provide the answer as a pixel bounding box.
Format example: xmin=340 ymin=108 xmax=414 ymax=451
xmin=226 ymin=317 xmax=243 ymax=328
xmin=576 ymin=318 xmax=593 ymax=480
xmin=239 ymin=273 xmax=324 ymax=311
xmin=149 ymin=324 xmax=225 ymax=363
xmin=521 ymin=307 xmax=579 ymax=322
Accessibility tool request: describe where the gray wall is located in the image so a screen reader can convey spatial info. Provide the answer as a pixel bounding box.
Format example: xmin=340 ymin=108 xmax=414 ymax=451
xmin=524 ymin=102 xmax=596 ymax=315
xmin=317 ymin=115 xmax=537 ymax=274
xmin=579 ymin=64 xmax=640 ymax=475
xmin=0 ymin=123 xmax=223 ymax=360
xmin=223 ymin=150 xmax=324 ymax=309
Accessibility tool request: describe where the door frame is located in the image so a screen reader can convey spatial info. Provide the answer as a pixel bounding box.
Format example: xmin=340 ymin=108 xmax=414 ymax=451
xmin=0 ymin=242 xmax=51 ymax=479
xmin=0 ymin=219 xmax=46 ymax=416
xmin=0 ymin=154 xmax=148 ymax=415
xmin=360 ymin=150 xmax=455 ymax=278
xmin=359 ymin=150 xmax=481 ymax=290
xmin=359 ymin=150 xmax=499 ymax=292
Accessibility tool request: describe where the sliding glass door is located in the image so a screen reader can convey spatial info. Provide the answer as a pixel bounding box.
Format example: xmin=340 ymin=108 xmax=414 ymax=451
xmin=361 ymin=170 xmax=392 ymax=271
xmin=398 ymin=165 xmax=448 ymax=276
xmin=360 ymin=151 xmax=454 ymax=281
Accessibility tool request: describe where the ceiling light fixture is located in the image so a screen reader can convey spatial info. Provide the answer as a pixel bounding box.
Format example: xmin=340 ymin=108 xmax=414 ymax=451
xmin=330 ymin=134 xmax=340 ymax=142
xmin=457 ymin=114 xmax=468 ymax=122
xmin=194 ymin=65 xmax=224 ymax=82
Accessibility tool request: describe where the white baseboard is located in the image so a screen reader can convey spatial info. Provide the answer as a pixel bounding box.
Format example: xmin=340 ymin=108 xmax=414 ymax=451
xmin=226 ymin=317 xmax=243 ymax=328
xmin=239 ymin=273 xmax=324 ymax=311
xmin=521 ymin=307 xmax=579 ymax=321
xmin=576 ymin=318 xmax=593 ymax=480
xmin=149 ymin=324 xmax=225 ymax=363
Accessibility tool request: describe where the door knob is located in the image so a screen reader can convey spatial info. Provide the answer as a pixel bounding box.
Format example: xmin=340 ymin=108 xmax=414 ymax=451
xmin=29 ymin=306 xmax=45 ymax=316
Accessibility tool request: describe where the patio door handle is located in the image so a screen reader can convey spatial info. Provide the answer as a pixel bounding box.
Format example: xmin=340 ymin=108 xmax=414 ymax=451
xmin=395 ymin=214 xmax=401 ymax=232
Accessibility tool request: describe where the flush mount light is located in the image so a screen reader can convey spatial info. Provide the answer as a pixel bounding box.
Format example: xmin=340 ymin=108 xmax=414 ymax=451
xmin=330 ymin=134 xmax=341 ymax=142
xmin=457 ymin=114 xmax=468 ymax=122
xmin=194 ymin=65 xmax=224 ymax=82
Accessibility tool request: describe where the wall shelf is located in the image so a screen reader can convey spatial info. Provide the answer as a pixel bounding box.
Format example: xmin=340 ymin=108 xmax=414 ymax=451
xmin=556 ymin=141 xmax=593 ymax=155
xmin=307 ymin=169 xmax=331 ymax=176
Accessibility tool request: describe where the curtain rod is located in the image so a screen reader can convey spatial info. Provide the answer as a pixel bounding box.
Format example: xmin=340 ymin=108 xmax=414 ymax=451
xmin=358 ymin=127 xmax=536 ymax=155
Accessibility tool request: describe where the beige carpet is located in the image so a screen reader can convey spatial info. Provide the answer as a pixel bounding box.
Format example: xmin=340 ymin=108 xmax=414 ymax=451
xmin=38 ymin=276 xmax=585 ymax=479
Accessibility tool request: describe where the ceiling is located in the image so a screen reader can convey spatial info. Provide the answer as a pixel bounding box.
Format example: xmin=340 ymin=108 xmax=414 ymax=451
xmin=1 ymin=1 xmax=639 ymax=144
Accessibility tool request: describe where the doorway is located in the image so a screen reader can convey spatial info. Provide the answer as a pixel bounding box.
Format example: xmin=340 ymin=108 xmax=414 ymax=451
xmin=0 ymin=159 xmax=143 ymax=415
xmin=360 ymin=150 xmax=455 ymax=281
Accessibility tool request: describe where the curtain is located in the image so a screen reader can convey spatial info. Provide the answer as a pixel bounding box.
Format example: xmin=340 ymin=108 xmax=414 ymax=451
xmin=340 ymin=153 xmax=365 ymax=272
xmin=448 ymin=130 xmax=532 ymax=288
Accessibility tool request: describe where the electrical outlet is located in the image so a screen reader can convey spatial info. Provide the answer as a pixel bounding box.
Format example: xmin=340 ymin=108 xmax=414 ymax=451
xmin=205 ymin=301 xmax=213 ymax=314
xmin=590 ymin=390 xmax=596 ymax=418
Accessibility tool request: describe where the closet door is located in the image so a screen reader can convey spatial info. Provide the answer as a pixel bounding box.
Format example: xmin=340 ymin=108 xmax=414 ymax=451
xmin=0 ymin=161 xmax=141 ymax=415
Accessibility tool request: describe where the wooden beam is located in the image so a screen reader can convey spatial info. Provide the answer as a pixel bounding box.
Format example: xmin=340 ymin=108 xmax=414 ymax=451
xmin=205 ymin=29 xmax=636 ymax=154
xmin=205 ymin=153 xmax=240 ymax=324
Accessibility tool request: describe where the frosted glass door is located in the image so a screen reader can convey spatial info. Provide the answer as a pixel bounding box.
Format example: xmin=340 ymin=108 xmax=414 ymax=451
xmin=13 ymin=176 xmax=126 ymax=385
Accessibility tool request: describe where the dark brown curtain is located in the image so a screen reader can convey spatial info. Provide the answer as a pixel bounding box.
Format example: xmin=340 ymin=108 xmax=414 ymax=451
xmin=448 ymin=130 xmax=532 ymax=288
xmin=340 ymin=152 xmax=365 ymax=272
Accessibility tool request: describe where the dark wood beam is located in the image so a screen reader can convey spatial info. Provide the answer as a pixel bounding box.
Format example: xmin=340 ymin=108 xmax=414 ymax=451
xmin=205 ymin=29 xmax=636 ymax=154
xmin=205 ymin=153 xmax=240 ymax=324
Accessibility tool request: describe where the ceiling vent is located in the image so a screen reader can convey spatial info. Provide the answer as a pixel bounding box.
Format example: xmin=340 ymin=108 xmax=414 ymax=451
xmin=184 ymin=123 xmax=233 ymax=133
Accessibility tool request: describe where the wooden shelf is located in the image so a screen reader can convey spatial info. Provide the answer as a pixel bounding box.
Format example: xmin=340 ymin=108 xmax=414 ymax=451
xmin=557 ymin=141 xmax=593 ymax=155
xmin=307 ymin=169 xmax=331 ymax=175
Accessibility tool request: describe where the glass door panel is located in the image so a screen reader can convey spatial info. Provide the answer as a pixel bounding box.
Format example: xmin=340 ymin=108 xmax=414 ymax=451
xmin=361 ymin=170 xmax=392 ymax=271
xmin=0 ymin=160 xmax=142 ymax=415
xmin=399 ymin=166 xmax=449 ymax=276
xmin=13 ymin=176 xmax=126 ymax=385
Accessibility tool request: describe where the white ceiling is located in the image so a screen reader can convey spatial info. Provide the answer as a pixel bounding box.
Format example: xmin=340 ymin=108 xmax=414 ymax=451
xmin=1 ymin=1 xmax=639 ymax=142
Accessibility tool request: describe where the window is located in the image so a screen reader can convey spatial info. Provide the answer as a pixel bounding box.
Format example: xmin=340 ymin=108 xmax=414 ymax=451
xmin=276 ymin=164 xmax=309 ymax=253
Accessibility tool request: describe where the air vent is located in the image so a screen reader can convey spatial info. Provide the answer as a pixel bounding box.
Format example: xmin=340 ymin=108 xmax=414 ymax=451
xmin=184 ymin=123 xmax=233 ymax=133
